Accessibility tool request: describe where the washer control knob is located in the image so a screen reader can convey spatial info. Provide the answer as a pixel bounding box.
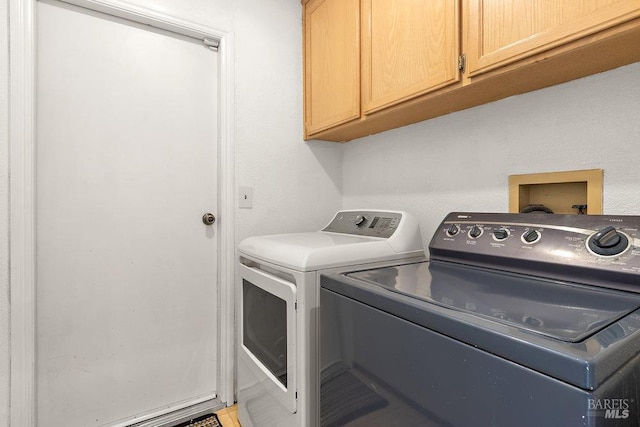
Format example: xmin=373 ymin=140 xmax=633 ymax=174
xmin=523 ymin=230 xmax=540 ymax=243
xmin=354 ymin=215 xmax=366 ymax=227
xmin=592 ymin=226 xmax=620 ymax=248
xmin=588 ymin=226 xmax=629 ymax=256
xmin=469 ymin=225 xmax=482 ymax=239
xmin=446 ymin=224 xmax=460 ymax=236
xmin=493 ymin=229 xmax=509 ymax=240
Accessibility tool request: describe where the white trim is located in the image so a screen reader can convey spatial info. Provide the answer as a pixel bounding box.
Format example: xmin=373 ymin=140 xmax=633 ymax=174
xmin=127 ymin=398 xmax=225 ymax=427
xmin=8 ymin=0 xmax=237 ymax=423
xmin=9 ymin=0 xmax=37 ymax=425
xmin=109 ymin=395 xmax=219 ymax=427
xmin=216 ymin=31 xmax=237 ymax=407
xmin=59 ymin=0 xmax=226 ymax=41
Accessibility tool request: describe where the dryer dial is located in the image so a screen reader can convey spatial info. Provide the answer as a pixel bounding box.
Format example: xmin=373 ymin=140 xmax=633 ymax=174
xmin=354 ymin=215 xmax=365 ymax=226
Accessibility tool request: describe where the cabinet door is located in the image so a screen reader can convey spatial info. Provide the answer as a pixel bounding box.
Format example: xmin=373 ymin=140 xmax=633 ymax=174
xmin=304 ymin=0 xmax=360 ymax=135
xmin=361 ymin=0 xmax=460 ymax=114
xmin=466 ymin=0 xmax=640 ymax=76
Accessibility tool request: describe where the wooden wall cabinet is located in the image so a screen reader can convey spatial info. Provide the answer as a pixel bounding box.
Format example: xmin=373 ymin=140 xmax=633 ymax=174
xmin=303 ymin=0 xmax=640 ymax=142
xmin=304 ymin=0 xmax=360 ymax=135
xmin=465 ymin=0 xmax=640 ymax=77
xmin=361 ymin=0 xmax=460 ymax=114
xmin=303 ymin=0 xmax=461 ymax=139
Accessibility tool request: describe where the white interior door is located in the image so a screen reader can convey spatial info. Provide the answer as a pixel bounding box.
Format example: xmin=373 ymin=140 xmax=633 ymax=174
xmin=36 ymin=1 xmax=218 ymax=425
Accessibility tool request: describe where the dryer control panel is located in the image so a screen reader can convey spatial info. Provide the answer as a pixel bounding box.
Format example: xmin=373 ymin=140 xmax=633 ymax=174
xmin=322 ymin=210 xmax=403 ymax=238
xmin=430 ymin=212 xmax=640 ymax=292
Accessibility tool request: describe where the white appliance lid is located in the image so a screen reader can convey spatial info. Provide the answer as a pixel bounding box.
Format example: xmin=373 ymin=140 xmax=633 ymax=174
xmin=238 ymin=231 xmax=407 ymax=271
xmin=238 ymin=210 xmax=425 ymax=271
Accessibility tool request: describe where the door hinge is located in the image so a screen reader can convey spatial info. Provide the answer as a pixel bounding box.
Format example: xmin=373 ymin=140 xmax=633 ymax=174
xmin=204 ymin=38 xmax=219 ymax=52
xmin=458 ymin=54 xmax=466 ymax=73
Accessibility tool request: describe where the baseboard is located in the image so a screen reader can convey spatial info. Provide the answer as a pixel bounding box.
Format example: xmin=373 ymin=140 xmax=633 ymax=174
xmin=125 ymin=397 xmax=225 ymax=427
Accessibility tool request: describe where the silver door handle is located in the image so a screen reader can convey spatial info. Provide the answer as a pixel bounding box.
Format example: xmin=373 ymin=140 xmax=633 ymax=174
xmin=202 ymin=213 xmax=216 ymax=225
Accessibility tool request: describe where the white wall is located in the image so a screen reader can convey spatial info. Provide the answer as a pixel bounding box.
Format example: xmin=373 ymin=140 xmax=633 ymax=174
xmin=1 ymin=0 xmax=10 ymax=424
xmin=343 ymin=62 xmax=640 ymax=253
xmin=230 ymin=1 xmax=343 ymax=242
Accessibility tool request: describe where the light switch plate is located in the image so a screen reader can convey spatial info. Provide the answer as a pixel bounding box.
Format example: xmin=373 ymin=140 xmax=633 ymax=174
xmin=239 ymin=186 xmax=253 ymax=209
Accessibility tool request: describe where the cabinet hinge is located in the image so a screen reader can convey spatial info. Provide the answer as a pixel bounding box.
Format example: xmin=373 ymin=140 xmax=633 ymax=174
xmin=203 ymin=38 xmax=219 ymax=52
xmin=458 ymin=54 xmax=466 ymax=73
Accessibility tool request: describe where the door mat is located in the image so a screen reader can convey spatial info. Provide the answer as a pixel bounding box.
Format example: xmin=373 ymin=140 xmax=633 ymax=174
xmin=174 ymin=413 xmax=222 ymax=427
xmin=321 ymin=369 xmax=388 ymax=427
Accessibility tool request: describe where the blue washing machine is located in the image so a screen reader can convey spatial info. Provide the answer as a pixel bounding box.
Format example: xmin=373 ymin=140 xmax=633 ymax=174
xmin=321 ymin=212 xmax=640 ymax=426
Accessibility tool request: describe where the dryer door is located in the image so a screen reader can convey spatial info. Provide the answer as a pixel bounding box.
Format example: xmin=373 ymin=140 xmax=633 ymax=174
xmin=239 ymin=262 xmax=297 ymax=413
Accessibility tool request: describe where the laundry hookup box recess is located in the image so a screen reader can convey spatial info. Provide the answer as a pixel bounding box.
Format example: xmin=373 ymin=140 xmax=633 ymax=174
xmin=509 ymin=169 xmax=603 ymax=215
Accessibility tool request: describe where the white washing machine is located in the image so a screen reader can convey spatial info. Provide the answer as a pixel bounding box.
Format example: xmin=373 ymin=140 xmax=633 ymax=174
xmin=237 ymin=210 xmax=425 ymax=427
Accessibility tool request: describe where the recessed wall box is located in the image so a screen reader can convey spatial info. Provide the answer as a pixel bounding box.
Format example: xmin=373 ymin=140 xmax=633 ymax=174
xmin=509 ymin=169 xmax=603 ymax=215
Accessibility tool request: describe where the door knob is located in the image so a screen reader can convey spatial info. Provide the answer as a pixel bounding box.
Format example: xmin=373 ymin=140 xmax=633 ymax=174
xmin=202 ymin=213 xmax=216 ymax=225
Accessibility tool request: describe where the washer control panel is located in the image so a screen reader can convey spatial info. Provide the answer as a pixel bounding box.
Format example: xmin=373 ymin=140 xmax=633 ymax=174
xmin=322 ymin=210 xmax=403 ymax=238
xmin=430 ymin=212 xmax=640 ymax=291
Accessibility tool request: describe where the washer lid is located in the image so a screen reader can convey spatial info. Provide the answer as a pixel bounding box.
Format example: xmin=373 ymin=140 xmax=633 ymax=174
xmin=238 ymin=231 xmax=421 ymax=271
xmin=348 ymin=261 xmax=640 ymax=342
xmin=329 ymin=261 xmax=640 ymax=390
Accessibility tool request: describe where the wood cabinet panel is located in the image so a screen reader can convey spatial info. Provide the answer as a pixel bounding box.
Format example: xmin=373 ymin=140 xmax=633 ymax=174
xmin=304 ymin=0 xmax=360 ymax=135
xmin=362 ymin=0 xmax=460 ymax=114
xmin=466 ymin=0 xmax=640 ymax=76
xmin=302 ymin=0 xmax=640 ymax=141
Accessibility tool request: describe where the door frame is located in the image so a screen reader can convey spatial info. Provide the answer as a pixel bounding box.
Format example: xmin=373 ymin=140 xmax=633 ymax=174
xmin=8 ymin=0 xmax=236 ymax=424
